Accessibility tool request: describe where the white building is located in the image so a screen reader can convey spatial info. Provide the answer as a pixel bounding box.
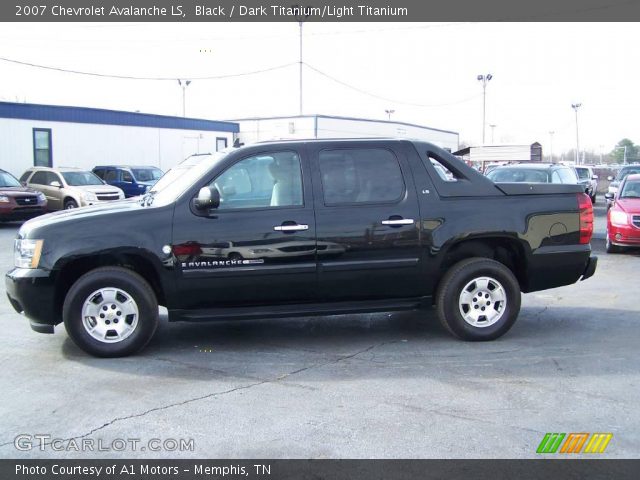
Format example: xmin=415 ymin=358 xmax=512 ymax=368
xmin=0 ymin=102 xmax=239 ymax=178
xmin=232 ymin=115 xmax=459 ymax=151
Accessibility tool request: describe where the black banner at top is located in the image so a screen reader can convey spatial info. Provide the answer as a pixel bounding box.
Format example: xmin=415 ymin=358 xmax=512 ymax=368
xmin=4 ymin=0 xmax=640 ymax=22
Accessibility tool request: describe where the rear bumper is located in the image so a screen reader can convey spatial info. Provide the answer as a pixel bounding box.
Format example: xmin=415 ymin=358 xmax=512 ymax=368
xmin=5 ymin=268 xmax=59 ymax=333
xmin=524 ymin=244 xmax=597 ymax=293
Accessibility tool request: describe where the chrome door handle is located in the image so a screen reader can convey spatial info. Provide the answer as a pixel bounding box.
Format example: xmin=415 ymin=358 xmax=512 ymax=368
xmin=381 ymin=219 xmax=414 ymax=226
xmin=273 ymin=224 xmax=309 ymax=232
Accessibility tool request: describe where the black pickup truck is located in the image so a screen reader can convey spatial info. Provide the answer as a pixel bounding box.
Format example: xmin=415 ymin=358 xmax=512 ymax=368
xmin=6 ymin=139 xmax=597 ymax=357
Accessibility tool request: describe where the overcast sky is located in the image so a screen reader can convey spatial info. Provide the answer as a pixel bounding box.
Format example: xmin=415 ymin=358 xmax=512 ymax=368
xmin=0 ymin=22 xmax=638 ymax=154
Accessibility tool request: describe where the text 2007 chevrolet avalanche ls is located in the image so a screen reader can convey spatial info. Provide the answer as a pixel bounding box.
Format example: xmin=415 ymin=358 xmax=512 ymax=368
xmin=6 ymin=139 xmax=597 ymax=357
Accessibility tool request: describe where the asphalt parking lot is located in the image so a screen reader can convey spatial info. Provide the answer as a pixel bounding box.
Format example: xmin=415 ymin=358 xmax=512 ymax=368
xmin=0 ymin=203 xmax=638 ymax=459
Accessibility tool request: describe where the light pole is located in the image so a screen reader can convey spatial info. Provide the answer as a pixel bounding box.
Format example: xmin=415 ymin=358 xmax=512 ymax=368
xmin=571 ymin=103 xmax=581 ymax=164
xmin=549 ymin=131 xmax=555 ymax=163
xmin=489 ymin=124 xmax=497 ymax=144
xmin=616 ymin=145 xmax=628 ymax=165
xmin=178 ymin=79 xmax=191 ymax=117
xmin=293 ymin=5 xmax=310 ymax=116
xmin=477 ymin=73 xmax=493 ymax=145
xmin=385 ymin=109 xmax=395 ymax=121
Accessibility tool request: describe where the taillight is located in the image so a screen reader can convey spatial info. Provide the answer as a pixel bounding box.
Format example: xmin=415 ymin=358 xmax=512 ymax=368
xmin=577 ymin=193 xmax=593 ymax=244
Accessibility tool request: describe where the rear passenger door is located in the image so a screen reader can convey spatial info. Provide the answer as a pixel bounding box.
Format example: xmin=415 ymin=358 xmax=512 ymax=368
xmin=309 ymin=143 xmax=422 ymax=300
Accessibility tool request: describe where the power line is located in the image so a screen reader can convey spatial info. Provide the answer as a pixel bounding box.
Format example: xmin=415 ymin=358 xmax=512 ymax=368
xmin=0 ymin=55 xmax=297 ymax=81
xmin=304 ymin=62 xmax=482 ymax=108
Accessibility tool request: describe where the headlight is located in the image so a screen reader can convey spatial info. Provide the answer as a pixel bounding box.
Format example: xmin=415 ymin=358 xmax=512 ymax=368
xmin=37 ymin=192 xmax=46 ymax=202
xmin=82 ymin=192 xmax=97 ymax=202
xmin=14 ymin=239 xmax=44 ymax=269
xmin=610 ymin=210 xmax=628 ymax=226
xmin=0 ymin=195 xmax=9 ymax=203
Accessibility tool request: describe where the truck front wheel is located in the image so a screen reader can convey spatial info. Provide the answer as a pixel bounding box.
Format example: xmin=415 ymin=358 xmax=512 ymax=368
xmin=436 ymin=258 xmax=521 ymax=341
xmin=63 ymin=267 xmax=159 ymax=357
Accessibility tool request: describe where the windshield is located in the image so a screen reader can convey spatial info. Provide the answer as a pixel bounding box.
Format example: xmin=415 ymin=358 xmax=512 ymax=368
xmin=616 ymin=167 xmax=640 ymax=181
xmin=132 ymin=168 xmax=163 ymax=182
xmin=0 ymin=171 xmax=21 ymax=188
xmin=575 ymin=168 xmax=590 ymax=180
xmin=487 ymin=168 xmax=550 ymax=183
xmin=62 ymin=171 xmax=104 ymax=186
xmin=147 ymin=152 xmax=229 ymax=206
xmin=620 ymin=180 xmax=640 ymax=198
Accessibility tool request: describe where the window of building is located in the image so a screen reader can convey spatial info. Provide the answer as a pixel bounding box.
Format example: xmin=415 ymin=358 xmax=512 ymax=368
xmin=209 ymin=151 xmax=303 ymax=210
xmin=216 ymin=137 xmax=228 ymax=152
xmin=318 ymin=148 xmax=405 ymax=205
xmin=33 ymin=129 xmax=52 ymax=167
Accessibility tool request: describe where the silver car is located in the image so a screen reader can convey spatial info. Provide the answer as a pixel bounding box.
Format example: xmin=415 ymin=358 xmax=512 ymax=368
xmin=20 ymin=167 xmax=125 ymax=210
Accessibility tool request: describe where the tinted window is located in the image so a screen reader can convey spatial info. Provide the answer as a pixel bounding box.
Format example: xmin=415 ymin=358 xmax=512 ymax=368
xmin=620 ymin=180 xmax=640 ymax=198
xmin=29 ymin=171 xmax=48 ymax=185
xmin=209 ymin=151 xmax=302 ymax=210
xmin=488 ymin=168 xmax=550 ymax=183
xmin=46 ymin=172 xmax=62 ymax=185
xmin=319 ymin=148 xmax=404 ymax=205
xmin=122 ymin=170 xmax=133 ymax=183
xmin=93 ymin=168 xmax=105 ymax=179
xmin=617 ymin=167 xmax=640 ymax=181
xmin=104 ymin=170 xmax=118 ymax=182
xmin=131 ymin=168 xmax=163 ymax=182
xmin=575 ymin=167 xmax=590 ymax=180
xmin=19 ymin=171 xmax=32 ymax=183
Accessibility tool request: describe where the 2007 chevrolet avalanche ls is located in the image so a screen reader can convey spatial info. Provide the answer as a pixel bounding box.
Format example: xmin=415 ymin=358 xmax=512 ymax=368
xmin=6 ymin=139 xmax=597 ymax=357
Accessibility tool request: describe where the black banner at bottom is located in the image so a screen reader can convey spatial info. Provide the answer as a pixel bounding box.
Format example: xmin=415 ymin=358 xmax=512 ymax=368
xmin=3 ymin=459 xmax=640 ymax=480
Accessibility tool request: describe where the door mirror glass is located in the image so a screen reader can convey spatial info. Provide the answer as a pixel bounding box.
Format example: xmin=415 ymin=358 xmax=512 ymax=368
xmin=194 ymin=186 xmax=220 ymax=210
xmin=50 ymin=181 xmax=61 ymax=188
xmin=604 ymin=192 xmax=614 ymax=200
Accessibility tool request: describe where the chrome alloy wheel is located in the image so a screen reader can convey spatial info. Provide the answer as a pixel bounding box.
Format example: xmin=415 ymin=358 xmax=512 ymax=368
xmin=458 ymin=276 xmax=507 ymax=328
xmin=81 ymin=288 xmax=139 ymax=343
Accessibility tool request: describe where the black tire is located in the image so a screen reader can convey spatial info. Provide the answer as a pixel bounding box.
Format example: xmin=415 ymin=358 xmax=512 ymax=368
xmin=228 ymin=252 xmax=243 ymax=260
xmin=590 ymin=193 xmax=596 ymax=204
xmin=63 ymin=267 xmax=159 ymax=357
xmin=436 ymin=257 xmax=521 ymax=341
xmin=64 ymin=199 xmax=78 ymax=210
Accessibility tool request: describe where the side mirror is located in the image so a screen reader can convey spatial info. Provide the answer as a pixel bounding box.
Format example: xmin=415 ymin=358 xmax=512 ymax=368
xmin=194 ymin=186 xmax=220 ymax=210
xmin=604 ymin=192 xmax=614 ymax=201
xmin=592 ymin=174 xmax=598 ymax=180
xmin=607 ymin=176 xmax=614 ymax=181
xmin=50 ymin=181 xmax=61 ymax=188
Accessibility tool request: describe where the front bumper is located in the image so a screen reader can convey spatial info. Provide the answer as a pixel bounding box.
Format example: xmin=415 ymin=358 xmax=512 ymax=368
xmin=608 ymin=223 xmax=640 ymax=247
xmin=0 ymin=205 xmax=47 ymax=221
xmin=5 ymin=268 xmax=58 ymax=333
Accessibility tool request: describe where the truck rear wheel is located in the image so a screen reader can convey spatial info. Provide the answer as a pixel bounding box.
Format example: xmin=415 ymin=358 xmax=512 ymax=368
xmin=63 ymin=267 xmax=159 ymax=357
xmin=436 ymin=258 xmax=521 ymax=341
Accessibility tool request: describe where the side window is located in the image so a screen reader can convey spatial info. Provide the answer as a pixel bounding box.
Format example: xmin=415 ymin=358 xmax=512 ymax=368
xmin=93 ymin=169 xmax=105 ymax=179
xmin=424 ymin=155 xmax=458 ymax=182
xmin=30 ymin=171 xmax=47 ymax=185
xmin=551 ymin=171 xmax=562 ymax=183
xmin=122 ymin=170 xmax=133 ymax=183
xmin=46 ymin=172 xmax=62 ymax=186
xmin=318 ymin=148 xmax=405 ymax=205
xmin=19 ymin=171 xmax=32 ymax=183
xmin=104 ymin=169 xmax=118 ymax=182
xmin=209 ymin=151 xmax=303 ymax=210
xmin=558 ymin=168 xmax=578 ymax=184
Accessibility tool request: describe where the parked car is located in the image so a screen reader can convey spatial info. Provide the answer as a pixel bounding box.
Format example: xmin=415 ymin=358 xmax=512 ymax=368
xmin=605 ymin=173 xmax=640 ymax=253
xmin=486 ymin=163 xmax=580 ymax=185
xmin=0 ymin=169 xmax=47 ymax=221
xmin=93 ymin=165 xmax=163 ymax=198
xmin=20 ymin=167 xmax=125 ymax=210
xmin=6 ymin=139 xmax=596 ymax=357
xmin=606 ymin=164 xmax=640 ymax=209
xmin=574 ymin=166 xmax=598 ymax=203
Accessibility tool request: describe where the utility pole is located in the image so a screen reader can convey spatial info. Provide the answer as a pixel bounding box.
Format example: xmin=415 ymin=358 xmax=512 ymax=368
xmin=178 ymin=79 xmax=191 ymax=117
xmin=293 ymin=5 xmax=310 ymax=116
xmin=477 ymin=73 xmax=493 ymax=145
xmin=489 ymin=124 xmax=497 ymax=144
xmin=385 ymin=109 xmax=395 ymax=121
xmin=549 ymin=131 xmax=555 ymax=163
xmin=571 ymin=103 xmax=581 ymax=164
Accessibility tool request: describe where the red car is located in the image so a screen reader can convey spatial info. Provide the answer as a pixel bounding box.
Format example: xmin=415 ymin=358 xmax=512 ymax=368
xmin=0 ymin=169 xmax=47 ymax=222
xmin=606 ymin=173 xmax=640 ymax=253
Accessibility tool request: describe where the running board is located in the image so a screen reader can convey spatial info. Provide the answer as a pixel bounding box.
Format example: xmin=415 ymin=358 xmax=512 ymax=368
xmin=170 ymin=298 xmax=430 ymax=322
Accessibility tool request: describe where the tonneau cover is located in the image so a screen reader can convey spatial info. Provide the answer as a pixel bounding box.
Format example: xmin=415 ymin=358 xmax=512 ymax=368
xmin=495 ymin=183 xmax=583 ymax=195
